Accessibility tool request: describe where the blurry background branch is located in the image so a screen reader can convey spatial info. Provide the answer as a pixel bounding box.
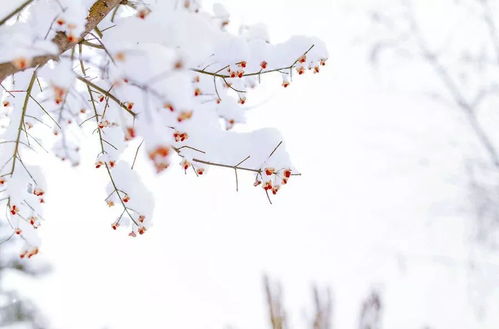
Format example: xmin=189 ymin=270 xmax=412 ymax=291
xmin=368 ymin=0 xmax=499 ymax=246
xmin=0 ymin=223 xmax=50 ymax=328
xmin=263 ymin=276 xmax=333 ymax=329
xmin=358 ymin=290 xmax=382 ymax=329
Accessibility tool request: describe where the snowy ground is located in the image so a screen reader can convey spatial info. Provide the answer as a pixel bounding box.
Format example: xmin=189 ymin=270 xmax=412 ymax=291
xmin=4 ymin=1 xmax=499 ymax=328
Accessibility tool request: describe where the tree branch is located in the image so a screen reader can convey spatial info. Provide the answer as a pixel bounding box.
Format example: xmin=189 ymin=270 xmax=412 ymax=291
xmin=0 ymin=0 xmax=122 ymax=83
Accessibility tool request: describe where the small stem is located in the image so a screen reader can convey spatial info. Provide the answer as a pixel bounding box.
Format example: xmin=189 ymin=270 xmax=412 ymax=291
xmin=77 ymin=76 xmax=136 ymax=117
xmin=9 ymin=71 xmax=37 ymax=176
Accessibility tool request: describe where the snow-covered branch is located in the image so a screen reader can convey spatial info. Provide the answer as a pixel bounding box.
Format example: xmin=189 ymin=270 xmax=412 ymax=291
xmin=0 ymin=0 xmax=327 ymax=255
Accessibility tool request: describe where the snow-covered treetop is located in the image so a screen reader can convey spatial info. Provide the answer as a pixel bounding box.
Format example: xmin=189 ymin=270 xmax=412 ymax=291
xmin=0 ymin=0 xmax=328 ymax=256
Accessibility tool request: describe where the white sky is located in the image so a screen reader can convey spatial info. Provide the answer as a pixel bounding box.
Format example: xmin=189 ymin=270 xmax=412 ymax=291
xmin=4 ymin=1 xmax=499 ymax=329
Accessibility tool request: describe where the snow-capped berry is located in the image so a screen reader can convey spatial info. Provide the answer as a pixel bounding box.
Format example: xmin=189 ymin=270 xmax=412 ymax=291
xmin=137 ymin=8 xmax=151 ymax=19
xmin=12 ymin=57 xmax=30 ymax=70
xmin=194 ymin=88 xmax=202 ymax=96
xmin=163 ymin=103 xmax=175 ymax=112
xmin=10 ymin=205 xmax=18 ymax=215
xmin=149 ymin=146 xmax=170 ymax=158
xmin=272 ymin=186 xmax=280 ymax=195
xmin=33 ymin=188 xmax=44 ymax=196
xmin=173 ymin=131 xmax=189 ymax=142
xmin=180 ymin=159 xmax=191 ymax=170
xmin=196 ymin=168 xmax=205 ymax=175
xmin=174 ymin=60 xmax=184 ymax=70
xmin=115 ymin=52 xmax=126 ymax=62
xmin=138 ymin=226 xmax=146 ymax=235
xmin=177 ymin=111 xmax=193 ymax=122
xmin=149 ymin=146 xmax=171 ymax=173
xmin=98 ymin=120 xmax=110 ymax=129
xmin=264 ymin=167 xmax=275 ymax=176
xmin=225 ymin=119 xmax=235 ymax=130
xmin=263 ymin=181 xmax=273 ymax=191
xmin=125 ymin=127 xmax=136 ymax=141
xmin=53 ymin=86 xmax=66 ymax=105
xmin=27 ymin=248 xmax=39 ymax=258
xmin=15 ymin=228 xmax=22 ymax=235
xmin=67 ymin=34 xmax=78 ymax=43
xmin=260 ymin=61 xmax=268 ymax=69
xmin=95 ymin=161 xmax=104 ymax=168
xmin=112 ymin=222 xmax=119 ymax=230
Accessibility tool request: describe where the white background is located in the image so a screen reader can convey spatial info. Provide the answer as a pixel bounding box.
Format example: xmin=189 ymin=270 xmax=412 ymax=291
xmin=5 ymin=1 xmax=499 ymax=329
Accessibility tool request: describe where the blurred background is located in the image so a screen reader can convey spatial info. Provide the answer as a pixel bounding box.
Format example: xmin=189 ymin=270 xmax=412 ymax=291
xmin=3 ymin=0 xmax=499 ymax=328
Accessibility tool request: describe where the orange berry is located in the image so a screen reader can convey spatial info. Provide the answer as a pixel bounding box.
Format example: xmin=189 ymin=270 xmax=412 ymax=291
xmin=163 ymin=103 xmax=175 ymax=112
xmin=177 ymin=111 xmax=193 ymax=122
xmin=12 ymin=57 xmax=30 ymax=70
xmin=115 ymin=52 xmax=126 ymax=61
xmin=10 ymin=205 xmax=18 ymax=215
xmin=263 ymin=181 xmax=272 ymax=191
xmin=264 ymin=167 xmax=275 ymax=176
xmin=137 ymin=8 xmax=151 ymax=19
